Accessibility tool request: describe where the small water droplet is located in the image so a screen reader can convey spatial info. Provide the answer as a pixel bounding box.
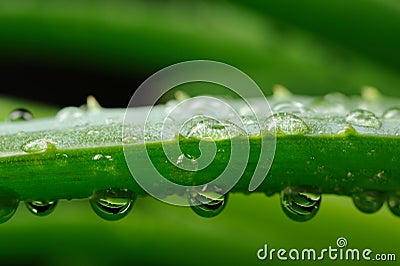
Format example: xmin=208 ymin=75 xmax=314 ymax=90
xmin=9 ymin=108 xmax=33 ymax=121
xmin=0 ymin=189 xmax=19 ymax=224
xmin=264 ymin=113 xmax=310 ymax=135
xmin=312 ymin=94 xmax=346 ymax=114
xmin=180 ymin=115 xmax=246 ymax=140
xmin=273 ymin=101 xmax=312 ymax=114
xmin=122 ymin=136 xmax=138 ymax=144
xmin=345 ymin=109 xmax=381 ymax=128
xmin=337 ymin=125 xmax=358 ymax=135
xmin=387 ymin=192 xmax=400 ymax=217
xmin=87 ymin=130 xmax=100 ymax=136
xmin=352 ymin=191 xmax=385 ymax=213
xmin=280 ymin=186 xmax=321 ymax=222
xmin=176 ymin=154 xmax=198 ymax=171
xmin=56 ymin=107 xmax=87 ymax=126
xmin=105 ymin=118 xmax=115 ymax=125
xmin=56 ymin=153 xmax=69 ymax=166
xmin=90 ymin=188 xmax=136 ymax=221
xmin=188 ymin=186 xmax=227 ymax=218
xmin=93 ymin=154 xmax=102 ymax=160
xmin=25 ymin=200 xmax=57 ymax=216
xmin=373 ymin=170 xmax=389 ymax=184
xmin=346 ymin=171 xmax=355 ymax=180
xmin=21 ymin=139 xmax=53 ymax=153
xmin=92 ymin=154 xmax=113 ymax=161
xmin=382 ymin=107 xmax=400 ymax=119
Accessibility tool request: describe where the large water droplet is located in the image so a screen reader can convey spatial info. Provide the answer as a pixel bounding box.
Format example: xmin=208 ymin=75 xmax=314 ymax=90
xmin=9 ymin=108 xmax=33 ymax=122
xmin=280 ymin=186 xmax=321 ymax=222
xmin=345 ymin=109 xmax=381 ymax=128
xmin=387 ymin=192 xmax=400 ymax=217
xmin=180 ymin=115 xmax=246 ymax=140
xmin=21 ymin=139 xmax=53 ymax=153
xmin=352 ymin=191 xmax=385 ymax=213
xmin=264 ymin=113 xmax=310 ymax=135
xmin=90 ymin=188 xmax=136 ymax=221
xmin=382 ymin=107 xmax=400 ymax=120
xmin=25 ymin=200 xmax=57 ymax=216
xmin=188 ymin=186 xmax=227 ymax=218
xmin=0 ymin=189 xmax=19 ymax=224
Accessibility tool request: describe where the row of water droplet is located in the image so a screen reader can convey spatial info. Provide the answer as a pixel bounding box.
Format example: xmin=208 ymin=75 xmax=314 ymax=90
xmin=0 ymin=187 xmax=226 ymax=223
xmin=1 ymin=187 xmax=399 ymax=224
xmin=6 ymin=95 xmax=400 ymax=146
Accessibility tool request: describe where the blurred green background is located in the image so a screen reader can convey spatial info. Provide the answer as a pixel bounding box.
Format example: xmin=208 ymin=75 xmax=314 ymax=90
xmin=0 ymin=0 xmax=399 ymax=265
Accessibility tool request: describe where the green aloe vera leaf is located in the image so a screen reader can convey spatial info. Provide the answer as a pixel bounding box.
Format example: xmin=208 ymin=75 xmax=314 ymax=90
xmin=1 ymin=0 xmax=400 ymax=98
xmin=0 ymin=91 xmax=399 ymax=201
xmin=0 ymin=96 xmax=398 ymax=265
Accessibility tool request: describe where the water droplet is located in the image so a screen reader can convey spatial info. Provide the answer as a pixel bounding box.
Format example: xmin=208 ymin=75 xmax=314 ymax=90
xmin=264 ymin=113 xmax=310 ymax=135
xmin=382 ymin=107 xmax=400 ymax=119
xmin=345 ymin=109 xmax=381 ymax=128
xmin=21 ymin=139 xmax=53 ymax=153
xmin=105 ymin=118 xmax=115 ymax=125
xmin=166 ymin=96 xmax=238 ymax=125
xmin=90 ymin=188 xmax=136 ymax=221
xmin=337 ymin=125 xmax=358 ymax=135
xmin=387 ymin=192 xmax=400 ymax=217
xmin=9 ymin=108 xmax=33 ymax=121
xmin=87 ymin=130 xmax=100 ymax=136
xmin=180 ymin=115 xmax=246 ymax=140
xmin=25 ymin=200 xmax=57 ymax=216
xmin=56 ymin=107 xmax=87 ymax=126
xmin=312 ymin=94 xmax=346 ymax=115
xmin=345 ymin=171 xmax=355 ymax=182
xmin=373 ymin=170 xmax=389 ymax=184
xmin=0 ymin=189 xmax=19 ymax=224
xmin=352 ymin=191 xmax=385 ymax=213
xmin=176 ymin=154 xmax=198 ymax=171
xmin=280 ymin=186 xmax=321 ymax=222
xmin=122 ymin=136 xmax=138 ymax=144
xmin=188 ymin=186 xmax=227 ymax=218
xmin=93 ymin=154 xmax=102 ymax=160
xmin=92 ymin=154 xmax=113 ymax=161
xmin=56 ymin=153 xmax=69 ymax=167
xmin=273 ymin=101 xmax=312 ymax=114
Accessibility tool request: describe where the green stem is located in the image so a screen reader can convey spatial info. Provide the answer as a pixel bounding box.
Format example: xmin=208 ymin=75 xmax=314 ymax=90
xmin=1 ymin=91 xmax=399 ymax=201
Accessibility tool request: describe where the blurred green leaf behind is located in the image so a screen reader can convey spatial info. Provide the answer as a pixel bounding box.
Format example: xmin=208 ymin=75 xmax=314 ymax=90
xmin=0 ymin=0 xmax=399 ymax=106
